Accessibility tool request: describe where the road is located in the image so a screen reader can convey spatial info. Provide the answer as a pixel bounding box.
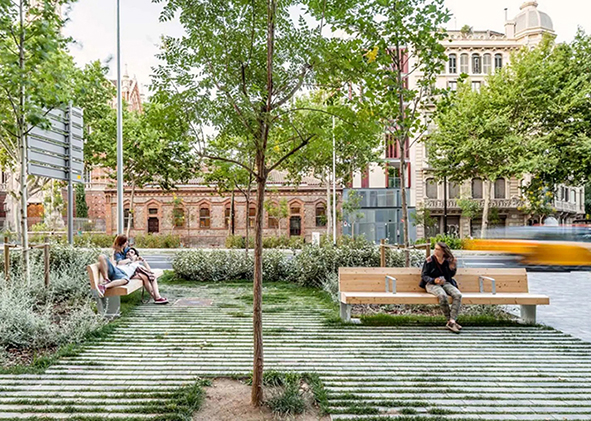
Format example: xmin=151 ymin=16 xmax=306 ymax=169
xmin=143 ymin=252 xmax=591 ymax=343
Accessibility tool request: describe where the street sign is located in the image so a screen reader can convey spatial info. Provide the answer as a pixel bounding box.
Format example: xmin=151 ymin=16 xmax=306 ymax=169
xmin=26 ymin=105 xmax=85 ymax=244
xmin=27 ymin=106 xmax=84 ymax=183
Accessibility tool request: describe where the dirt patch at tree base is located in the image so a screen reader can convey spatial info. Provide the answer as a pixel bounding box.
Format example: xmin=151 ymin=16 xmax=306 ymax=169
xmin=195 ymin=378 xmax=329 ymax=421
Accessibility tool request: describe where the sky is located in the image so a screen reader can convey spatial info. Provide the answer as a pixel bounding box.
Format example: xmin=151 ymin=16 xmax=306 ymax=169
xmin=63 ymin=0 xmax=591 ymax=96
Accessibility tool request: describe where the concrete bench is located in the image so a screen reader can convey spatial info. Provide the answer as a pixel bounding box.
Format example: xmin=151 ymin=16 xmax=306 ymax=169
xmin=87 ymin=263 xmax=164 ymax=317
xmin=339 ymin=267 xmax=549 ymax=324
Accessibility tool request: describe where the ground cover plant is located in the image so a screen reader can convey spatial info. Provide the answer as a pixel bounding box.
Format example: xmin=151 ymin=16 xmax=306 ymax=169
xmin=0 ymin=244 xmax=143 ymax=371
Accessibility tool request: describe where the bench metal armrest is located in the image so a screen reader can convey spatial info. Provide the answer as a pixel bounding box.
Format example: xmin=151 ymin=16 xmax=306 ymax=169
xmin=479 ymin=276 xmax=497 ymax=295
xmin=385 ymin=276 xmax=397 ymax=294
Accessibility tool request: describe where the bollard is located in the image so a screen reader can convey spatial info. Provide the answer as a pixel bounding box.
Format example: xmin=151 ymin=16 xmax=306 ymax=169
xmin=426 ymin=237 xmax=431 ymax=258
xmin=380 ymin=239 xmax=386 ymax=267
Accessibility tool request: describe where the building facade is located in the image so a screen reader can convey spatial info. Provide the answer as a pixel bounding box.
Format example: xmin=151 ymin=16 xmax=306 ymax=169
xmin=103 ymin=173 xmax=337 ymax=246
xmin=351 ymin=1 xmax=585 ymax=243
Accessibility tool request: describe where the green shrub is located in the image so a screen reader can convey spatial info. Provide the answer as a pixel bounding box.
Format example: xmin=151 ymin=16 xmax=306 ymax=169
xmin=430 ymin=234 xmax=464 ymax=250
xmin=225 ymin=235 xmax=304 ymax=249
xmin=133 ymin=233 xmax=181 ymax=248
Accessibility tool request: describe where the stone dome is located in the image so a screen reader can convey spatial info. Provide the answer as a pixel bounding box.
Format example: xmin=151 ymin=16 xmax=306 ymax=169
xmin=514 ymin=1 xmax=554 ymax=35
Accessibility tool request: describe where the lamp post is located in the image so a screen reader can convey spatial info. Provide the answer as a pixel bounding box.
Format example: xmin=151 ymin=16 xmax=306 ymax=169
xmin=332 ymin=115 xmax=337 ymax=245
xmin=443 ymin=175 xmax=448 ymax=235
xmin=116 ymin=0 xmax=124 ymax=235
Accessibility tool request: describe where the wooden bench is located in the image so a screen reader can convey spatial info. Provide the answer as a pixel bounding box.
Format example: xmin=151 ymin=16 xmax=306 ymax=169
xmin=339 ymin=267 xmax=549 ymax=324
xmin=87 ymin=263 xmax=164 ymax=317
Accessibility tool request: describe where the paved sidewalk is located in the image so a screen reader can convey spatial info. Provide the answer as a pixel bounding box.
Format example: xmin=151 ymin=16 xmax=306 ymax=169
xmin=1 ymin=282 xmax=591 ymax=419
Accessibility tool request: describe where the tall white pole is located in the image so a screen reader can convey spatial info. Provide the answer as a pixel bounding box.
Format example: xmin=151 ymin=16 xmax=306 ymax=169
xmin=116 ymin=0 xmax=124 ymax=235
xmin=332 ymin=115 xmax=337 ymax=245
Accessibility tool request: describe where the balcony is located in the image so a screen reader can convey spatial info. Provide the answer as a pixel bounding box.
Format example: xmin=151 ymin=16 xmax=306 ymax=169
xmin=554 ymin=200 xmax=579 ymax=213
xmin=424 ymin=197 xmax=522 ymax=209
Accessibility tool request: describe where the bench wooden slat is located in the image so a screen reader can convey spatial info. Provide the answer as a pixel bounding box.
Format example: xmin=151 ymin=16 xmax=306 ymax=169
xmin=341 ymin=292 xmax=550 ymax=305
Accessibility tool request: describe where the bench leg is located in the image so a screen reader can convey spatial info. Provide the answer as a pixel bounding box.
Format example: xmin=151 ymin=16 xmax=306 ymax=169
xmin=94 ymin=292 xmax=121 ymax=319
xmin=520 ymin=305 xmax=536 ymax=324
xmin=340 ymin=302 xmax=352 ymax=323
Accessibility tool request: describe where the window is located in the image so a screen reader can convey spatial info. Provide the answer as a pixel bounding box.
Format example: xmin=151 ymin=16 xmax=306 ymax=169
xmin=148 ymin=208 xmax=158 ymax=215
xmin=425 ymin=178 xmax=437 ymax=199
xmin=199 ymin=206 xmax=210 ymax=228
xmin=225 ymin=206 xmax=231 ymax=229
xmin=472 ymin=54 xmax=481 ymax=74
xmin=387 ymin=166 xmax=401 ymax=188
xmin=448 ymin=182 xmax=460 ymax=199
xmin=494 ymin=178 xmax=506 ymax=199
xmin=471 ymin=81 xmax=481 ymax=92
xmin=268 ymin=214 xmax=279 ymax=229
xmin=460 ymin=53 xmax=469 ymax=73
xmin=472 ymin=178 xmax=483 ymax=199
xmin=494 ymin=54 xmax=503 ymax=70
xmin=289 ymin=204 xmax=302 ymax=236
xmin=483 ymin=53 xmax=492 ymax=74
xmin=571 ymin=189 xmax=576 ymax=203
xmin=448 ymin=54 xmax=457 ymax=74
xmin=448 ymin=80 xmax=457 ymax=91
xmin=316 ymin=204 xmax=327 ymax=227
xmin=173 ymin=207 xmax=185 ymax=227
xmin=249 ymin=206 xmax=256 ymax=228
xmin=124 ymin=208 xmax=133 ymax=229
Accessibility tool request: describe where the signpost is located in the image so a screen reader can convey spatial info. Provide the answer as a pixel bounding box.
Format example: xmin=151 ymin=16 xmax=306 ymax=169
xmin=27 ymin=105 xmax=84 ymax=244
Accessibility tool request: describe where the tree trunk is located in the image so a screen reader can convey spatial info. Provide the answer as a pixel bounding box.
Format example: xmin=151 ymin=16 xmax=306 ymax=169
xmin=399 ymin=149 xmax=410 ymax=267
xmin=126 ymin=182 xmax=136 ymax=238
xmin=19 ymin=0 xmax=29 ymax=285
xmin=325 ymin=175 xmax=332 ymax=240
xmin=245 ymin=191 xmax=250 ymax=256
xmin=251 ymin=171 xmax=266 ymax=406
xmin=231 ymin=190 xmax=235 ymax=236
xmin=481 ymin=179 xmax=491 ymax=239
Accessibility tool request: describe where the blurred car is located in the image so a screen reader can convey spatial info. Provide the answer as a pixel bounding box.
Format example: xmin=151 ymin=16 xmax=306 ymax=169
xmin=465 ymin=225 xmax=591 ymax=269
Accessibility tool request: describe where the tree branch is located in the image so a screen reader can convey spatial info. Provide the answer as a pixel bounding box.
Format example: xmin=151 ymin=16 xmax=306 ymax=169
xmin=202 ymin=154 xmax=258 ymax=178
xmin=267 ymin=135 xmax=314 ymax=173
xmin=272 ymin=64 xmax=312 ymax=110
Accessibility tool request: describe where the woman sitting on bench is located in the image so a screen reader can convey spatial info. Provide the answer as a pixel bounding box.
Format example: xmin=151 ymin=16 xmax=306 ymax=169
xmin=96 ymin=235 xmax=168 ymax=304
xmin=420 ymin=242 xmax=463 ymax=333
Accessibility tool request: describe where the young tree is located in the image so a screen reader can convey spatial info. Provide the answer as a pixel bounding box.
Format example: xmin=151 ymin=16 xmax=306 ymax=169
xmin=0 ymin=0 xmax=78 ymax=281
xmin=410 ymin=204 xmax=437 ymax=242
xmin=264 ymin=197 xmax=288 ymax=237
xmin=310 ymin=0 xmax=451 ymax=263
xmin=75 ymin=183 xmax=89 ymax=219
xmin=151 ymin=0 xmax=366 ymax=405
xmin=342 ymin=190 xmax=364 ymax=239
xmin=427 ymin=80 xmax=526 ymax=238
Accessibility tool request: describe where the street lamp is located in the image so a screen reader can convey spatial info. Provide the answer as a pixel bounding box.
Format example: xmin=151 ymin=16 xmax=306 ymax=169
xmin=116 ymin=0 xmax=124 ymax=235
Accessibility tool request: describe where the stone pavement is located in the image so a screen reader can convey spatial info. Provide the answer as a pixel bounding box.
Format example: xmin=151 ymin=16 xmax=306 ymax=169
xmin=1 ymin=282 xmax=591 ymax=420
xmin=506 ymin=271 xmax=591 ymax=343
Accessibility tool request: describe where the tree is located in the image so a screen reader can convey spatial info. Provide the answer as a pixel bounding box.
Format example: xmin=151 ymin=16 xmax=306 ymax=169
xmin=0 ymin=0 xmax=78 ymax=281
xmin=410 ymin=204 xmax=437 ymax=241
xmin=75 ymin=183 xmax=89 ymax=218
xmin=342 ymin=190 xmax=364 ymax=239
xmin=427 ymin=80 xmax=527 ymax=238
xmin=281 ymin=92 xmax=382 ymax=239
xmin=264 ymin=197 xmax=288 ymax=237
xmin=311 ymin=0 xmax=451 ymax=263
xmin=151 ymin=0 xmax=364 ymax=405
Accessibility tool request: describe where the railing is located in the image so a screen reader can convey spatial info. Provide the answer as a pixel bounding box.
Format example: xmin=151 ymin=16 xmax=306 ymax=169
xmin=379 ymin=238 xmax=431 ymax=267
xmin=424 ymin=198 xmax=521 ymax=209
xmin=554 ymin=201 xmax=578 ymax=213
xmin=3 ymin=235 xmax=51 ymax=286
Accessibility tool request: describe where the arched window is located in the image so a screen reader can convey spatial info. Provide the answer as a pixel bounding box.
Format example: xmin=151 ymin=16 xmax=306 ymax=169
xmin=448 ymin=54 xmax=457 ymax=74
xmin=483 ymin=53 xmax=492 ymax=74
xmin=426 ymin=178 xmax=437 ymax=199
xmin=448 ymin=182 xmax=460 ymax=199
xmin=571 ymin=189 xmax=576 ymax=203
xmin=315 ymin=203 xmax=327 ymax=227
xmin=472 ymin=178 xmax=483 ymax=199
xmin=173 ymin=207 xmax=185 ymax=227
xmin=460 ymin=53 xmax=469 ymax=73
xmin=494 ymin=178 xmax=506 ymax=199
xmin=289 ymin=204 xmax=302 ymax=236
xmin=472 ymin=54 xmax=481 ymax=74
xmin=199 ymin=206 xmax=210 ymax=228
xmin=494 ymin=54 xmax=503 ymax=70
xmin=124 ymin=208 xmax=133 ymax=229
xmin=224 ymin=205 xmax=231 ymax=229
xmin=249 ymin=206 xmax=256 ymax=229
